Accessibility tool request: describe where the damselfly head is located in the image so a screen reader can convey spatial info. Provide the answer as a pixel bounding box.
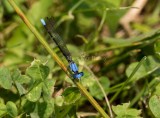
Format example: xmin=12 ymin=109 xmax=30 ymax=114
xmin=40 ymin=19 xmax=46 ymax=26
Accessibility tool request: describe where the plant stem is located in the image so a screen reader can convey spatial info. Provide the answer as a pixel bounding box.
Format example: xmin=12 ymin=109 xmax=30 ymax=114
xmin=76 ymin=82 xmax=109 ymax=118
xmin=7 ymin=0 xmax=110 ymax=117
xmin=110 ymin=56 xmax=147 ymax=103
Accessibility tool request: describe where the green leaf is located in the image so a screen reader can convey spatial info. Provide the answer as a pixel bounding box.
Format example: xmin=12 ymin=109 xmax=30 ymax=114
xmin=89 ymin=76 xmax=110 ymax=100
xmin=22 ymin=100 xmax=36 ymax=114
xmin=149 ymin=95 xmax=160 ymax=118
xmin=12 ymin=68 xmax=21 ymax=81
xmin=112 ymin=103 xmax=141 ymax=118
xmin=132 ymin=23 xmax=151 ymax=33
xmin=0 ymin=6 xmax=3 ymax=24
xmin=62 ymin=87 xmax=81 ymax=105
xmin=6 ymin=27 xmax=28 ymax=58
xmin=126 ymin=56 xmax=160 ymax=82
xmin=81 ymin=71 xmax=95 ymax=87
xmin=30 ymin=112 xmax=39 ymax=118
xmin=155 ymin=40 xmax=160 ymax=59
xmin=27 ymin=0 xmax=53 ymax=24
xmin=55 ymin=96 xmax=64 ymax=107
xmin=68 ymin=105 xmax=77 ymax=118
xmin=12 ymin=68 xmax=31 ymax=84
xmin=76 ymin=14 xmax=95 ymax=34
xmin=18 ymin=75 xmax=31 ymax=84
xmin=27 ymin=99 xmax=54 ymax=118
xmin=0 ymin=98 xmax=7 ymax=117
xmin=0 ymin=67 xmax=12 ymax=89
xmin=106 ymin=9 xmax=126 ymax=35
xmin=37 ymin=99 xmax=54 ymax=118
xmin=108 ymin=0 xmax=121 ymax=7
xmin=84 ymin=0 xmax=123 ymax=35
xmin=6 ymin=101 xmax=18 ymax=117
xmin=42 ymin=79 xmax=56 ymax=101
xmin=26 ymin=60 xmax=50 ymax=102
xmin=26 ymin=60 xmax=49 ymax=81
xmin=155 ymin=83 xmax=160 ymax=96
xmin=103 ymin=37 xmax=133 ymax=45
xmin=15 ymin=82 xmax=27 ymax=95
xmin=26 ymin=83 xmax=43 ymax=102
xmin=2 ymin=0 xmax=14 ymax=13
xmin=154 ymin=39 xmax=160 ymax=53
xmin=12 ymin=69 xmax=31 ymax=95
xmin=54 ymin=105 xmax=73 ymax=118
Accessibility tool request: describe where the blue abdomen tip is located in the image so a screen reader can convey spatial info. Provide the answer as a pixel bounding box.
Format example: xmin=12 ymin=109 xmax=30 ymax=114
xmin=40 ymin=19 xmax=46 ymax=26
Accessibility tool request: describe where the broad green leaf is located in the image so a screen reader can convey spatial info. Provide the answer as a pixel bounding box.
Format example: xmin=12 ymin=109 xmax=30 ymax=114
xmin=12 ymin=68 xmax=31 ymax=84
xmin=149 ymin=95 xmax=160 ymax=118
xmin=26 ymin=60 xmax=50 ymax=102
xmin=12 ymin=69 xmax=30 ymax=95
xmin=81 ymin=71 xmax=95 ymax=87
xmin=15 ymin=82 xmax=27 ymax=95
xmin=62 ymin=87 xmax=81 ymax=105
xmin=155 ymin=39 xmax=160 ymax=52
xmin=30 ymin=112 xmax=39 ymax=118
xmin=6 ymin=27 xmax=27 ymax=56
xmin=112 ymin=103 xmax=141 ymax=118
xmin=55 ymin=96 xmax=64 ymax=107
xmin=42 ymin=79 xmax=56 ymax=101
xmin=54 ymin=105 xmax=72 ymax=118
xmin=26 ymin=83 xmax=43 ymax=102
xmin=37 ymin=99 xmax=54 ymax=118
xmin=132 ymin=23 xmax=151 ymax=33
xmin=84 ymin=0 xmax=123 ymax=35
xmin=44 ymin=99 xmax=54 ymax=118
xmin=26 ymin=60 xmax=49 ymax=81
xmin=0 ymin=67 xmax=12 ymax=89
xmin=43 ymin=56 xmax=55 ymax=71
xmin=0 ymin=6 xmax=3 ymax=24
xmin=108 ymin=0 xmax=121 ymax=7
xmin=155 ymin=83 xmax=160 ymax=95
xmin=146 ymin=3 xmax=160 ymax=25
xmin=126 ymin=56 xmax=160 ymax=82
xmin=89 ymin=76 xmax=110 ymax=100
xmin=27 ymin=0 xmax=53 ymax=24
xmin=5 ymin=0 xmax=53 ymax=66
xmin=68 ymin=106 xmax=77 ymax=118
xmin=154 ymin=40 xmax=160 ymax=58
xmin=22 ymin=100 xmax=36 ymax=114
xmin=11 ymin=68 xmax=21 ymax=81
xmin=104 ymin=29 xmax=160 ymax=45
xmin=6 ymin=101 xmax=18 ymax=117
xmin=17 ymin=75 xmax=31 ymax=84
xmin=85 ymin=0 xmax=118 ymax=10
xmin=0 ymin=98 xmax=7 ymax=117
xmin=106 ymin=9 xmax=126 ymax=36
xmin=103 ymin=37 xmax=133 ymax=45
xmin=2 ymin=0 xmax=14 ymax=13
xmin=76 ymin=14 xmax=95 ymax=34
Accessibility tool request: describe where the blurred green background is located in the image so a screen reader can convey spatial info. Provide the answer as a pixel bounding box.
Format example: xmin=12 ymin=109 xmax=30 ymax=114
xmin=0 ymin=0 xmax=160 ymax=117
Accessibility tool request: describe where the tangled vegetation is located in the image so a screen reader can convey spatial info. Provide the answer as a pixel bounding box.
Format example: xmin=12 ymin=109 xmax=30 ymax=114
xmin=0 ymin=0 xmax=160 ymax=118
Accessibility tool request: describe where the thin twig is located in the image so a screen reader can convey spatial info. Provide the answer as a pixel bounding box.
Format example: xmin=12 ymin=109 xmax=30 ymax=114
xmin=110 ymin=56 xmax=147 ymax=103
xmin=84 ymin=65 xmax=113 ymax=118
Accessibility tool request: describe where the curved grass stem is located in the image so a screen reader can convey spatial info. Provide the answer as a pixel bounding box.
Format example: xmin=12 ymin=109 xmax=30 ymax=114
xmin=110 ymin=56 xmax=147 ymax=103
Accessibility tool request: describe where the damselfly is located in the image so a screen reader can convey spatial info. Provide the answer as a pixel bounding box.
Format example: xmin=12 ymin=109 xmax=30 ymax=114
xmin=40 ymin=17 xmax=83 ymax=79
